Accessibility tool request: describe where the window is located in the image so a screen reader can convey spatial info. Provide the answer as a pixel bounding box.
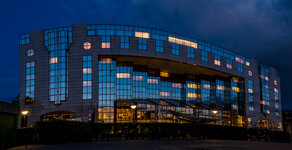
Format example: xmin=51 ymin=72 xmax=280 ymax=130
xmin=168 ymin=36 xmax=197 ymax=48
xmin=160 ymin=72 xmax=169 ymax=77
xmin=135 ymin=32 xmax=149 ymax=38
xmin=187 ymin=83 xmax=197 ymax=89
xmin=187 ymin=93 xmax=197 ymax=98
xmin=259 ymin=65 xmax=270 ymax=114
xmin=248 ymin=70 xmax=252 ymax=76
xmin=172 ymin=43 xmax=179 ymax=55
xmin=83 ymin=56 xmax=92 ymax=100
xmin=121 ymin=36 xmax=129 ymax=49
xmin=49 ymin=57 xmax=58 ymax=64
xmin=238 ymin=63 xmax=243 ymax=72
xmin=102 ymin=35 xmax=111 ymax=48
xmin=20 ymin=33 xmax=30 ymax=45
xmin=138 ymin=38 xmax=147 ymax=50
xmin=156 ymin=40 xmax=163 ymax=52
xmin=83 ymin=42 xmax=91 ymax=50
xmin=187 ymin=47 xmax=195 ymax=58
xmin=45 ymin=27 xmax=72 ymax=104
xmin=214 ymin=55 xmax=221 ymax=66
xmin=102 ymin=42 xmax=111 ymax=48
xmin=248 ymin=80 xmax=254 ymax=111
xmin=117 ymin=73 xmax=130 ymax=78
xmin=27 ymin=49 xmax=34 ymax=56
xmin=147 ymin=78 xmax=158 ymax=84
xmin=202 ymin=50 xmax=208 ymax=62
xmin=160 ymin=91 xmax=169 ymax=97
xmin=25 ymin=62 xmax=35 ymax=104
xmin=227 ymin=59 xmax=232 ymax=69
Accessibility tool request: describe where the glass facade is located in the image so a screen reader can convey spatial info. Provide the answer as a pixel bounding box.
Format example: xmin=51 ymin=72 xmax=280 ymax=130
xmin=248 ymin=80 xmax=254 ymax=111
xmin=25 ymin=62 xmax=35 ymax=104
xmin=83 ymin=56 xmax=92 ymax=100
xmin=97 ymin=56 xmax=244 ymax=124
xmin=45 ymin=27 xmax=72 ymax=104
xmin=172 ymin=43 xmax=179 ymax=55
xmin=259 ymin=65 xmax=270 ymax=114
xmin=274 ymin=81 xmax=280 ymax=116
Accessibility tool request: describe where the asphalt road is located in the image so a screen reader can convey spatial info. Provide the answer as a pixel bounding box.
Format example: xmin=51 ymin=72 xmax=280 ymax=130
xmin=8 ymin=140 xmax=292 ymax=150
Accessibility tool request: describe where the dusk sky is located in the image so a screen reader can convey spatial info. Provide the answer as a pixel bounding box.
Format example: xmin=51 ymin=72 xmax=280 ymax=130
xmin=0 ymin=0 xmax=291 ymax=110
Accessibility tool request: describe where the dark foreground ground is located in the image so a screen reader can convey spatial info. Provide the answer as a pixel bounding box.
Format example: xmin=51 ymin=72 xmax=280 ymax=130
xmin=8 ymin=140 xmax=292 ymax=150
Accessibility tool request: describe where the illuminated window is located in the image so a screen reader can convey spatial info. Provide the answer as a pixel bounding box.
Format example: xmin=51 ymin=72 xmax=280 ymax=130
xmin=147 ymin=79 xmax=158 ymax=84
xmin=232 ymin=87 xmax=240 ymax=92
xmin=214 ymin=60 xmax=221 ymax=66
xmin=204 ymin=84 xmax=210 ymax=89
xmin=49 ymin=57 xmax=58 ymax=64
xmin=160 ymin=91 xmax=169 ymax=97
xmin=274 ymin=80 xmax=278 ymax=85
xmin=187 ymin=93 xmax=197 ymax=98
xmin=227 ymin=59 xmax=232 ymax=69
xmin=83 ymin=81 xmax=92 ymax=86
xmin=117 ymin=73 xmax=130 ymax=78
xmin=83 ymin=42 xmax=91 ymax=50
xmin=102 ymin=42 xmax=111 ymax=48
xmin=274 ymin=88 xmax=278 ymax=93
xmin=248 ymin=70 xmax=252 ymax=76
xmin=235 ymin=57 xmax=244 ymax=64
xmin=160 ymin=72 xmax=169 ymax=77
xmin=168 ymin=36 xmax=197 ymax=49
xmin=83 ymin=68 xmax=92 ymax=74
xmin=246 ymin=61 xmax=250 ymax=66
xmin=135 ymin=31 xmax=149 ymax=39
xmin=172 ymin=83 xmax=182 ymax=88
xmin=83 ymin=56 xmax=92 ymax=99
xmin=133 ymin=76 xmax=143 ymax=81
xmin=265 ymin=76 xmax=269 ymax=81
xmin=187 ymin=83 xmax=197 ymax=89
xmin=260 ymin=100 xmax=265 ymax=105
xmin=27 ymin=49 xmax=34 ymax=56
xmin=100 ymin=58 xmax=112 ymax=64
xmin=217 ymin=85 xmax=224 ymax=90
xmin=248 ymin=89 xmax=253 ymax=93
xmin=232 ymin=77 xmax=239 ymax=83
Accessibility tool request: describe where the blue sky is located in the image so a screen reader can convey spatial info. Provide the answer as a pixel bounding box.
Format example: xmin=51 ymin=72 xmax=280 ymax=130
xmin=0 ymin=0 xmax=291 ymax=109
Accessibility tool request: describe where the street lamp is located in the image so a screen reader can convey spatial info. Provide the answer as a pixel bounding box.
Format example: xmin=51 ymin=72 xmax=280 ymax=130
xmin=212 ymin=110 xmax=218 ymax=114
xmin=21 ymin=110 xmax=29 ymax=115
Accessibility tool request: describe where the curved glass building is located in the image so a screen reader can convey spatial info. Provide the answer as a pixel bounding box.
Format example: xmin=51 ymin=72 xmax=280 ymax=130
xmin=19 ymin=24 xmax=282 ymax=130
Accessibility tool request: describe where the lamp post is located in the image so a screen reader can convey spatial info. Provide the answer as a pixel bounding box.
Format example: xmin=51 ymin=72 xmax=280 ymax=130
xmin=130 ymin=105 xmax=137 ymax=123
xmin=21 ymin=110 xmax=29 ymax=127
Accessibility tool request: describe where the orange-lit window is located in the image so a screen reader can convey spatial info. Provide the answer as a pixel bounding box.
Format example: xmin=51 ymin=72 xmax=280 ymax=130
xmin=265 ymin=76 xmax=269 ymax=81
xmin=117 ymin=73 xmax=130 ymax=78
xmin=187 ymin=93 xmax=197 ymax=98
xmin=100 ymin=58 xmax=112 ymax=64
xmin=260 ymin=100 xmax=265 ymax=105
xmin=83 ymin=42 xmax=91 ymax=50
xmin=160 ymin=91 xmax=169 ymax=96
xmin=274 ymin=80 xmax=278 ymax=85
xmin=232 ymin=77 xmax=238 ymax=83
xmin=246 ymin=61 xmax=250 ymax=66
xmin=168 ymin=36 xmax=197 ymax=49
xmin=217 ymin=85 xmax=224 ymax=90
xmin=147 ymin=79 xmax=158 ymax=84
xmin=49 ymin=57 xmax=58 ymax=64
xmin=135 ymin=32 xmax=149 ymax=39
xmin=214 ymin=60 xmax=221 ymax=66
xmin=133 ymin=76 xmax=143 ymax=81
xmin=160 ymin=72 xmax=169 ymax=77
xmin=102 ymin=42 xmax=111 ymax=48
xmin=187 ymin=83 xmax=197 ymax=89
xmin=274 ymin=88 xmax=278 ymax=93
xmin=232 ymin=87 xmax=240 ymax=92
xmin=204 ymin=84 xmax=210 ymax=89
xmin=83 ymin=68 xmax=92 ymax=74
xmin=248 ymin=89 xmax=253 ymax=93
